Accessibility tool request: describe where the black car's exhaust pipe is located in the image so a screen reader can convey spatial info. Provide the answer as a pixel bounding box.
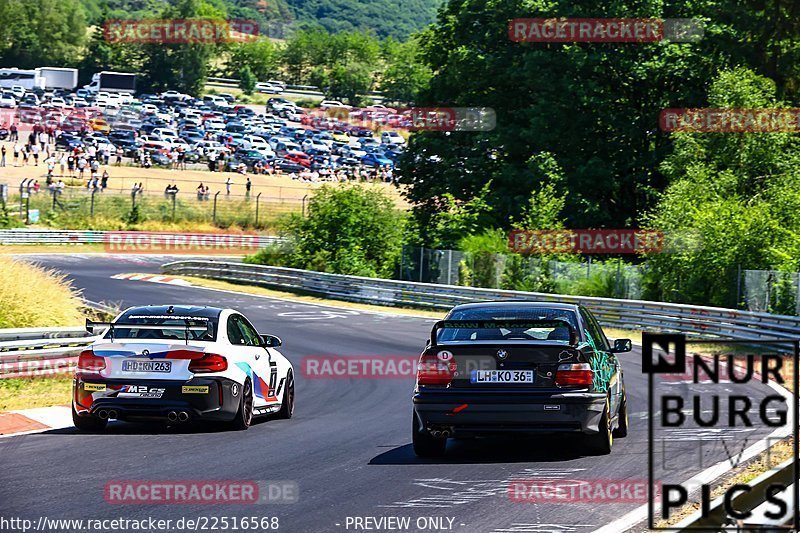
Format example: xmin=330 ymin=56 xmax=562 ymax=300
xmin=177 ymin=411 xmax=189 ymax=423
xmin=167 ymin=411 xmax=178 ymax=422
xmin=107 ymin=409 xmax=118 ymax=420
xmin=97 ymin=409 xmax=109 ymax=420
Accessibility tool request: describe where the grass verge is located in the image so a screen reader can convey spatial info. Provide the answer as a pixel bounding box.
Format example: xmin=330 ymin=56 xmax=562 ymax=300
xmin=0 ymin=257 xmax=85 ymax=327
xmin=0 ymin=375 xmax=72 ymax=411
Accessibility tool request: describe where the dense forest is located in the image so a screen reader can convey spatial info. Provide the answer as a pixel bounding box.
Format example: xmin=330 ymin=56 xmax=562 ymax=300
xmin=74 ymin=0 xmax=441 ymax=39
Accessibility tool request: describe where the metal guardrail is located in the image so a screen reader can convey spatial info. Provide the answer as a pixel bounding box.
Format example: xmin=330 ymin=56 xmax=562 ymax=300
xmin=0 ymin=301 xmax=116 ymax=378
xmin=0 ymin=229 xmax=281 ymax=247
xmin=0 ymin=328 xmax=98 ymax=378
xmin=161 ymin=260 xmax=800 ymax=342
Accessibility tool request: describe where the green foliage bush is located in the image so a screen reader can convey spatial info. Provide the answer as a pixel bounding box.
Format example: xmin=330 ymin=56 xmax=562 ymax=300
xmin=248 ymin=186 xmax=405 ymax=278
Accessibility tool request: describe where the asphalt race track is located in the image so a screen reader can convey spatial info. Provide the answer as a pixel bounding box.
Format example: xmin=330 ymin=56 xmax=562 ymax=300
xmin=0 ymin=255 xmax=784 ymax=533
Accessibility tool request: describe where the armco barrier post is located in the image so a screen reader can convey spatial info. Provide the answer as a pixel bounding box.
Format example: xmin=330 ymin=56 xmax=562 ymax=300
xmin=171 ymin=194 xmax=177 ymax=221
xmin=255 ymin=192 xmax=261 ymax=227
xmin=213 ymin=191 xmax=220 ymax=224
xmin=90 ymin=189 xmax=96 ymax=217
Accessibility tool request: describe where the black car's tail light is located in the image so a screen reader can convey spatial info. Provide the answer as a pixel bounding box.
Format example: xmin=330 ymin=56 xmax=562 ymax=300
xmin=416 ymin=354 xmax=456 ymax=386
xmin=555 ymin=363 xmax=594 ymax=386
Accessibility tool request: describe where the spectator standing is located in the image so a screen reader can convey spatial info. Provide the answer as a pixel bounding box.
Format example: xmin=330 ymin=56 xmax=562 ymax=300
xmin=115 ymin=146 xmax=123 ymax=166
xmin=0 ymin=145 xmax=5 ymax=167
xmin=245 ymin=176 xmax=252 ymax=198
xmin=9 ymin=123 xmax=17 ymax=142
xmin=101 ymin=170 xmax=109 ymax=191
xmin=226 ymin=176 xmax=232 ymax=195
xmin=13 ymin=142 xmax=20 ymax=165
xmin=38 ymin=130 xmax=48 ymax=150
xmin=31 ymin=143 xmax=40 ymax=166
xmin=46 ymin=156 xmax=55 ymax=177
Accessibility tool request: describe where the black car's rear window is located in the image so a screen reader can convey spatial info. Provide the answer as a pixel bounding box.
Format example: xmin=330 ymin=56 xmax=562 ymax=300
xmin=104 ymin=313 xmax=218 ymax=341
xmin=438 ymin=307 xmax=579 ymax=343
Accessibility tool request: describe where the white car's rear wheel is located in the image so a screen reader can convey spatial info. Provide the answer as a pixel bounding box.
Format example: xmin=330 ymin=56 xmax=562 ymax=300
xmin=231 ymin=379 xmax=253 ymax=430
xmin=72 ymin=404 xmax=107 ymax=432
xmin=276 ymin=371 xmax=294 ymax=419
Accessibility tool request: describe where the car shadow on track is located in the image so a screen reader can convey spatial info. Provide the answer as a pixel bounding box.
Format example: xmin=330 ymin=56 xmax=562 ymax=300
xmin=42 ymin=417 xmax=276 ymax=436
xmin=370 ymin=434 xmax=595 ymax=465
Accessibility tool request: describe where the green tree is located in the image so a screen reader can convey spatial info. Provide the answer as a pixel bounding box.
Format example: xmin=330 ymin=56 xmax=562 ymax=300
xmin=239 ymin=64 xmax=257 ymax=94
xmin=0 ymin=0 xmax=87 ymax=68
xmin=273 ymin=186 xmax=405 ymax=277
xmin=139 ymin=0 xmax=224 ymax=95
xmin=380 ymin=37 xmax=431 ymax=104
xmin=226 ymin=38 xmax=279 ymax=81
xmin=325 ymin=62 xmax=372 ymax=104
xmin=645 ymin=68 xmax=800 ymax=307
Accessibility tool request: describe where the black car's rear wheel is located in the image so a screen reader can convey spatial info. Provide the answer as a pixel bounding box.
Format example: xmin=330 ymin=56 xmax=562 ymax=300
xmin=587 ymin=397 xmax=613 ymax=455
xmin=412 ymin=412 xmax=447 ymax=457
xmin=613 ymin=392 xmax=629 ymax=438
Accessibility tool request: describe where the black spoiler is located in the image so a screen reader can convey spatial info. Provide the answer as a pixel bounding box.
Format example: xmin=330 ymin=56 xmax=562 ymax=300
xmin=86 ymin=318 xmax=211 ymax=344
xmin=429 ymin=319 xmax=578 ymax=347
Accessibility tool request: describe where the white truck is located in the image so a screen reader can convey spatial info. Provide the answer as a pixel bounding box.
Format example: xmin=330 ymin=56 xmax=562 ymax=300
xmin=0 ymin=69 xmax=45 ymax=91
xmin=37 ymin=67 xmax=78 ymax=91
xmin=84 ymin=71 xmax=137 ymax=95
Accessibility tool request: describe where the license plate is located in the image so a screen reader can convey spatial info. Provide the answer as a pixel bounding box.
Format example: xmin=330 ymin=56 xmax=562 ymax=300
xmin=122 ymin=360 xmax=172 ymax=373
xmin=470 ymin=370 xmax=535 ymax=384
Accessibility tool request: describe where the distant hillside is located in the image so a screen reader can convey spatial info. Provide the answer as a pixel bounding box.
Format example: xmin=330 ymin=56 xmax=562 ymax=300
xmin=285 ymin=0 xmax=443 ymax=39
xmin=80 ymin=0 xmax=442 ymax=39
xmin=80 ymin=0 xmax=295 ymax=34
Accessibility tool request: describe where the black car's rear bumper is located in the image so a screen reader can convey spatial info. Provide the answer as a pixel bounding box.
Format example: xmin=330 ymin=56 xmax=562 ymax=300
xmin=73 ymin=376 xmax=241 ymax=422
xmin=413 ymin=390 xmax=607 ymax=435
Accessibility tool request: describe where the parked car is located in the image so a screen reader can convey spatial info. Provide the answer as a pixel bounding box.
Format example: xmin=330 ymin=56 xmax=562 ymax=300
xmin=361 ymin=152 xmax=394 ymax=168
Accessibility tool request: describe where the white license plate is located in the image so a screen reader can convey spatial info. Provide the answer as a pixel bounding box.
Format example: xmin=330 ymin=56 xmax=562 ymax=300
xmin=470 ymin=370 xmax=535 ymax=384
xmin=122 ymin=360 xmax=172 ymax=373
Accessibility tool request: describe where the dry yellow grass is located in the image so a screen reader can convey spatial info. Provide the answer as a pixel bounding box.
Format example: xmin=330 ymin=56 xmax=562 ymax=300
xmin=0 ymin=257 xmax=84 ymax=327
xmin=0 ymin=375 xmax=72 ymax=410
